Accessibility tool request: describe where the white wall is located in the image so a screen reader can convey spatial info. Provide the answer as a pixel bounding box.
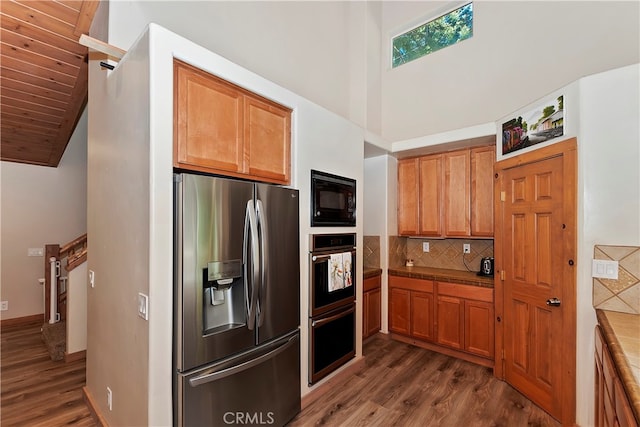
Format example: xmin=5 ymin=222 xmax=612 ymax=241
xmin=0 ymin=109 xmax=88 ymax=320
xmin=381 ymin=1 xmax=640 ymax=142
xmin=66 ymin=262 xmax=87 ymax=354
xmin=364 ymin=154 xmax=395 ymax=332
xmin=575 ymin=63 xmax=640 ymax=427
xmin=86 ymin=28 xmax=152 ymax=426
xmin=106 ymin=0 xmax=370 ymax=130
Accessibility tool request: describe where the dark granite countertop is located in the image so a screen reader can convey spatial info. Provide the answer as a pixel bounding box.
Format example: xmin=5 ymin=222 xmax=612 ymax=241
xmin=388 ymin=266 xmax=494 ymax=288
xmin=363 ymin=268 xmax=382 ymax=279
xmin=596 ymin=309 xmax=640 ymax=423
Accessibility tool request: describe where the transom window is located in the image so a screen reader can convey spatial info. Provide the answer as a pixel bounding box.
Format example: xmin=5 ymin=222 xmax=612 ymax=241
xmin=392 ymin=2 xmax=473 ymax=68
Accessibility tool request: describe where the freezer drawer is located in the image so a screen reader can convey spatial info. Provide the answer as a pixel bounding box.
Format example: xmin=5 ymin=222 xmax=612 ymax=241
xmin=176 ymin=331 xmax=300 ymax=427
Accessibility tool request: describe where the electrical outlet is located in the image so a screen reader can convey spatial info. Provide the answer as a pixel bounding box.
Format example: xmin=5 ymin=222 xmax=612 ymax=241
xmin=89 ymin=270 xmax=95 ymax=288
xmin=0 ymin=301 xmax=8 ymax=311
xmin=107 ymin=387 xmax=112 ymax=411
xmin=463 ymin=244 xmax=471 ymax=254
xmin=27 ymin=248 xmax=44 ymax=257
xmin=422 ymin=242 xmax=430 ymax=252
xmin=138 ymin=293 xmax=149 ymax=320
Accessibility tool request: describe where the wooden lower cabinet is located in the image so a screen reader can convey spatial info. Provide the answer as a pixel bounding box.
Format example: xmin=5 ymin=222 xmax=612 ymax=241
xmin=437 ymin=282 xmax=494 ymax=358
xmin=363 ymin=275 xmax=381 ymax=339
xmin=411 ymin=291 xmax=434 ymax=341
xmin=465 ymin=300 xmax=495 ymax=358
xmin=595 ymin=325 xmax=638 ymax=427
xmin=436 ymin=295 xmax=463 ymax=349
xmin=389 ymin=275 xmax=494 ymax=364
xmin=389 ymin=287 xmax=410 ymax=335
xmin=388 ymin=276 xmax=434 ymax=341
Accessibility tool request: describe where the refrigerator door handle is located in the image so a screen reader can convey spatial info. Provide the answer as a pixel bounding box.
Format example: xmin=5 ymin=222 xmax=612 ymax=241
xmin=256 ymin=199 xmax=268 ymax=327
xmin=244 ymin=200 xmax=259 ymax=330
xmin=188 ymin=334 xmax=298 ymax=387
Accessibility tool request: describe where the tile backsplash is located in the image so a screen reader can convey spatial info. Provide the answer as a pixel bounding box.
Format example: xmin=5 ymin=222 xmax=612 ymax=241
xmin=363 ymin=236 xmax=380 ymax=268
xmin=593 ymin=245 xmax=640 ymax=314
xmin=389 ymin=236 xmax=494 ymax=272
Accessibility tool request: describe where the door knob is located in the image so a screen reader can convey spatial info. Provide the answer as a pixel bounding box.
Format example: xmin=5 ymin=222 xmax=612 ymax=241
xmin=546 ymin=297 xmax=561 ymax=307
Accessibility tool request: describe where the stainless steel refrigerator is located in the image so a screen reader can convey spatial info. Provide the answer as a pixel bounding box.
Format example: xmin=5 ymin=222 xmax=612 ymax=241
xmin=173 ymin=173 xmax=301 ymax=427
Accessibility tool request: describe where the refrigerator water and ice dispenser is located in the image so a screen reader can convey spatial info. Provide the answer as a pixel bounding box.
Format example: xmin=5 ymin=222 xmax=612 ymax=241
xmin=202 ymin=260 xmax=245 ymax=332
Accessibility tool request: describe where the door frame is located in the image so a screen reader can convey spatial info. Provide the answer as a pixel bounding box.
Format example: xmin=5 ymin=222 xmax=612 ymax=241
xmin=493 ymin=138 xmax=577 ymax=425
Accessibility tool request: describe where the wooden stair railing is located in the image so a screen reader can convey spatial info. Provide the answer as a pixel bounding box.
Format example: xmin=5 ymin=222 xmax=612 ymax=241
xmin=44 ymin=233 xmax=87 ymax=324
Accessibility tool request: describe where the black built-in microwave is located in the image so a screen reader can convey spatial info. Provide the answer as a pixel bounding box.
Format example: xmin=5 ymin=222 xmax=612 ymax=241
xmin=310 ymin=170 xmax=356 ymax=227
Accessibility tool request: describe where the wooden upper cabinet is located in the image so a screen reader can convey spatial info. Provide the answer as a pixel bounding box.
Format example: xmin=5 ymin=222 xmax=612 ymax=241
xmin=174 ymin=62 xmax=244 ymax=173
xmin=244 ymin=96 xmax=291 ymax=182
xmin=174 ymin=60 xmax=292 ymax=184
xmin=397 ymin=159 xmax=420 ymax=235
xmin=419 ymin=154 xmax=443 ymax=236
xmin=397 ymin=145 xmax=495 ymax=238
xmin=470 ymin=146 xmax=495 ymax=237
xmin=444 ymin=150 xmax=471 ymax=237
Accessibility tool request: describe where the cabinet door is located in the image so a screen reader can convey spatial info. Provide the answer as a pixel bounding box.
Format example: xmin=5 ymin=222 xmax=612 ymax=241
xmin=595 ymin=354 xmax=605 ymax=427
xmin=443 ymin=150 xmax=470 ymax=237
xmin=436 ymin=295 xmax=464 ymax=349
xmin=464 ymin=300 xmax=494 ymax=358
xmin=614 ymin=377 xmax=637 ymax=427
xmin=398 ymin=159 xmax=420 ymax=235
xmin=174 ymin=61 xmax=244 ymax=173
xmin=419 ymin=154 xmax=443 ymax=236
xmin=411 ymin=291 xmax=434 ymax=341
xmin=389 ymin=287 xmax=410 ymax=335
xmin=244 ymin=96 xmax=291 ymax=183
xmin=471 ymin=146 xmax=495 ymax=237
xmin=364 ymin=288 xmax=382 ymax=338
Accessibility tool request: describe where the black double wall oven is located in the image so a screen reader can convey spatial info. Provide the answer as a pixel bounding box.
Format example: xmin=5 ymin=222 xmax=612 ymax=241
xmin=308 ymin=233 xmax=356 ymax=385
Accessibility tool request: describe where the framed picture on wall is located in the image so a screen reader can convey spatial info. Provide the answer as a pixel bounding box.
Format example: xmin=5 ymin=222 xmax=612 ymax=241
xmin=501 ymin=95 xmax=564 ymax=156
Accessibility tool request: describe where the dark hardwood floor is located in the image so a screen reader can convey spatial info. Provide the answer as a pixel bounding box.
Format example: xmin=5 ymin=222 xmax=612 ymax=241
xmin=1 ymin=322 xmax=561 ymax=427
xmin=1 ymin=319 xmax=95 ymax=427
xmin=289 ymin=334 xmax=561 ymax=426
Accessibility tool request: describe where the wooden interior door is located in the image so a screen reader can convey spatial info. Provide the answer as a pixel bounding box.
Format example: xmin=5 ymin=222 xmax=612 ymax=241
xmin=496 ymin=140 xmax=576 ymax=425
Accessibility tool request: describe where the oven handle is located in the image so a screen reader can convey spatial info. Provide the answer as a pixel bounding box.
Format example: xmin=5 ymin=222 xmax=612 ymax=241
xmin=188 ymin=334 xmax=298 ymax=387
xmin=311 ymin=248 xmax=356 ymax=262
xmin=311 ymin=305 xmax=354 ymax=327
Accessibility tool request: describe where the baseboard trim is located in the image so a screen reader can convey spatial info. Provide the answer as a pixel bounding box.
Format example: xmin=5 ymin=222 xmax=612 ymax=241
xmin=83 ymin=386 xmax=108 ymax=427
xmin=0 ymin=313 xmax=43 ymax=329
xmin=301 ymin=356 xmax=366 ymax=410
xmin=65 ymin=350 xmax=86 ymax=363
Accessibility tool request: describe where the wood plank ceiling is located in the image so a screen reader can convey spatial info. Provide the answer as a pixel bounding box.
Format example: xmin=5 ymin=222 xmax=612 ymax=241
xmin=1 ymin=0 xmax=98 ymax=167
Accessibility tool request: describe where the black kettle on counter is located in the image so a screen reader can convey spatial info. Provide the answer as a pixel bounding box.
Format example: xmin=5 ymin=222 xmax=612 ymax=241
xmin=478 ymin=257 xmax=494 ymax=276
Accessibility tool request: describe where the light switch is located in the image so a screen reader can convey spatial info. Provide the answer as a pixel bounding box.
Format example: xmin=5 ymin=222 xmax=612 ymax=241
xmin=138 ymin=293 xmax=149 ymax=320
xmin=592 ymin=259 xmax=618 ymax=279
xmin=422 ymin=242 xmax=430 ymax=252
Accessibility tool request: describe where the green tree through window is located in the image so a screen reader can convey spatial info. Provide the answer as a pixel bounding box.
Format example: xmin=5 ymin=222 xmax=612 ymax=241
xmin=392 ymin=3 xmax=473 ymax=68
